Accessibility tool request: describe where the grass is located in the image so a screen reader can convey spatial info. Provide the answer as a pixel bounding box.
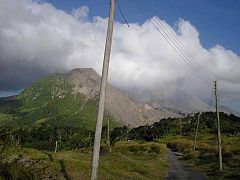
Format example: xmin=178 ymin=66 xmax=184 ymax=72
xmin=0 ymin=113 xmax=13 ymax=125
xmin=0 ymin=147 xmax=63 ymax=179
xmin=0 ymin=141 xmax=168 ymax=179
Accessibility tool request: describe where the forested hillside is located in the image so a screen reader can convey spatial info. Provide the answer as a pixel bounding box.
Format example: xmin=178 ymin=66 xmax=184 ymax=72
xmin=0 ymin=74 xmax=117 ymax=129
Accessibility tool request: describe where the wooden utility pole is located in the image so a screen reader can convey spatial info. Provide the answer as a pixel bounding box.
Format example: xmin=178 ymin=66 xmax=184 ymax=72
xmin=91 ymin=1 xmax=116 ymax=179
xmin=55 ymin=140 xmax=58 ymax=153
xmin=180 ymin=118 xmax=183 ymax=138
xmin=107 ymin=117 xmax=112 ymax=152
xmin=193 ymin=113 xmax=201 ymax=151
xmin=214 ymin=81 xmax=223 ymax=171
xmin=107 ymin=117 xmax=110 ymax=145
xmin=54 ymin=106 xmax=58 ymax=153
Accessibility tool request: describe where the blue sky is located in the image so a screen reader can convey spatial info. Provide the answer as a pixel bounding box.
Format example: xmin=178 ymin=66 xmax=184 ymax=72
xmin=45 ymin=0 xmax=240 ymax=54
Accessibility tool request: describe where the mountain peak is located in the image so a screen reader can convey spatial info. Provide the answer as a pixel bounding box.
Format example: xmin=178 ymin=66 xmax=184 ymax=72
xmin=64 ymin=68 xmax=101 ymax=99
xmin=66 ymin=68 xmax=101 ymax=85
xmin=68 ymin=68 xmax=99 ymax=79
xmin=70 ymin=68 xmax=97 ymax=74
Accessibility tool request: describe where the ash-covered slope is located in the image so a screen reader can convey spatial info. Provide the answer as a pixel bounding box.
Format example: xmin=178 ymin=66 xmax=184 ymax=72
xmin=123 ymin=86 xmax=211 ymax=115
xmin=65 ymin=68 xmax=178 ymax=127
xmin=124 ymin=86 xmax=240 ymax=116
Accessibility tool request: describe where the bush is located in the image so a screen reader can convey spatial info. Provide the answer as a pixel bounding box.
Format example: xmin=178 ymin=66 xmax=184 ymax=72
xmin=115 ymin=142 xmax=162 ymax=154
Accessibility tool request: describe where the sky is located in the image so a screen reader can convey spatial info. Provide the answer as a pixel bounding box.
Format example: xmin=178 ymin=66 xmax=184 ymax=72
xmin=0 ymin=0 xmax=240 ymax=111
xmin=45 ymin=0 xmax=240 ymax=54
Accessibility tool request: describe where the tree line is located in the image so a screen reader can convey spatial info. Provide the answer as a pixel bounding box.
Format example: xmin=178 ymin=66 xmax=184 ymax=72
xmin=0 ymin=112 xmax=239 ymax=151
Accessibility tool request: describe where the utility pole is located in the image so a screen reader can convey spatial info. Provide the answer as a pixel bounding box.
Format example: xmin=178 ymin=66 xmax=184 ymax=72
xmin=54 ymin=106 xmax=58 ymax=153
xmin=193 ymin=113 xmax=201 ymax=151
xmin=214 ymin=81 xmax=223 ymax=171
xmin=180 ymin=118 xmax=182 ymax=138
xmin=74 ymin=84 xmax=78 ymax=101
xmin=55 ymin=140 xmax=58 ymax=153
xmin=107 ymin=117 xmax=111 ymax=152
xmin=91 ymin=1 xmax=116 ymax=179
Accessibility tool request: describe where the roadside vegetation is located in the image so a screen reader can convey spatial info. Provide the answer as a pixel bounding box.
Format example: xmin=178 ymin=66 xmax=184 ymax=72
xmin=0 ymin=96 xmax=239 ymax=180
xmin=0 ymin=141 xmax=168 ymax=179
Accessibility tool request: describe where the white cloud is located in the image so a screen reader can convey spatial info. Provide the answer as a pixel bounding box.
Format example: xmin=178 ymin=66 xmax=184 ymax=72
xmin=71 ymin=6 xmax=89 ymax=20
xmin=0 ymin=0 xmax=240 ymax=110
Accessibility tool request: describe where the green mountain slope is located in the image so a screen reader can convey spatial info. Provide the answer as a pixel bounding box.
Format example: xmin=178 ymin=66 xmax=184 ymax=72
xmin=0 ymin=74 xmax=119 ymax=129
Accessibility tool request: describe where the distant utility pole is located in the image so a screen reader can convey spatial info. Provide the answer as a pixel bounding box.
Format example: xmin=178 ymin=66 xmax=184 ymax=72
xmin=180 ymin=118 xmax=183 ymax=138
xmin=214 ymin=81 xmax=223 ymax=171
xmin=193 ymin=113 xmax=201 ymax=151
xmin=54 ymin=106 xmax=59 ymax=153
xmin=107 ymin=117 xmax=111 ymax=152
xmin=91 ymin=0 xmax=116 ymax=180
xmin=55 ymin=140 xmax=58 ymax=153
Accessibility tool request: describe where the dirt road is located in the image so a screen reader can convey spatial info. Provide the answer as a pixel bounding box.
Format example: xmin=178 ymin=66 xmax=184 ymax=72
xmin=166 ymin=148 xmax=207 ymax=180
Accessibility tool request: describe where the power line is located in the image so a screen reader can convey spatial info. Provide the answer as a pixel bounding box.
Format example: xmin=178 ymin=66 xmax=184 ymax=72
xmin=140 ymin=0 xmax=214 ymax=84
xmin=117 ymin=0 xmax=130 ymax=27
xmin=134 ymin=0 xmax=213 ymax=88
xmin=138 ymin=0 xmax=213 ymax=87
xmin=136 ymin=2 xmax=211 ymax=87
xmin=142 ymin=0 xmax=215 ymax=82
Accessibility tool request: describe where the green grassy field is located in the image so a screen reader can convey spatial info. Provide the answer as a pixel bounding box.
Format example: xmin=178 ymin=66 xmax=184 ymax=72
xmin=0 ymin=141 xmax=168 ymax=179
xmin=0 ymin=134 xmax=239 ymax=179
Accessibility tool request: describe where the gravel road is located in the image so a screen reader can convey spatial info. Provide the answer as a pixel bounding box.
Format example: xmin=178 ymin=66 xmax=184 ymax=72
xmin=166 ymin=148 xmax=207 ymax=180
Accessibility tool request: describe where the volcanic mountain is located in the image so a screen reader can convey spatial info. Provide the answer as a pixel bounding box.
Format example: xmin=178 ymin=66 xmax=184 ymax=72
xmin=0 ymin=68 xmax=178 ymax=129
xmin=63 ymin=68 xmax=178 ymax=127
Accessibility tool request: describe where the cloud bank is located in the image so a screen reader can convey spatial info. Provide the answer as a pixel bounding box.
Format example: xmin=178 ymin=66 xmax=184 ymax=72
xmin=0 ymin=0 xmax=240 ymax=110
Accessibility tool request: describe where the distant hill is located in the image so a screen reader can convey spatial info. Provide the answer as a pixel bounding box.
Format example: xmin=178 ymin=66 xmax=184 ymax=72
xmin=0 ymin=68 xmax=178 ymax=129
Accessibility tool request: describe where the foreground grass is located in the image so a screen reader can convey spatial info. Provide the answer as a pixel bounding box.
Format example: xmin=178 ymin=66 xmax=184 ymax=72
xmin=166 ymin=134 xmax=240 ymax=179
xmin=0 ymin=141 xmax=168 ymax=179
